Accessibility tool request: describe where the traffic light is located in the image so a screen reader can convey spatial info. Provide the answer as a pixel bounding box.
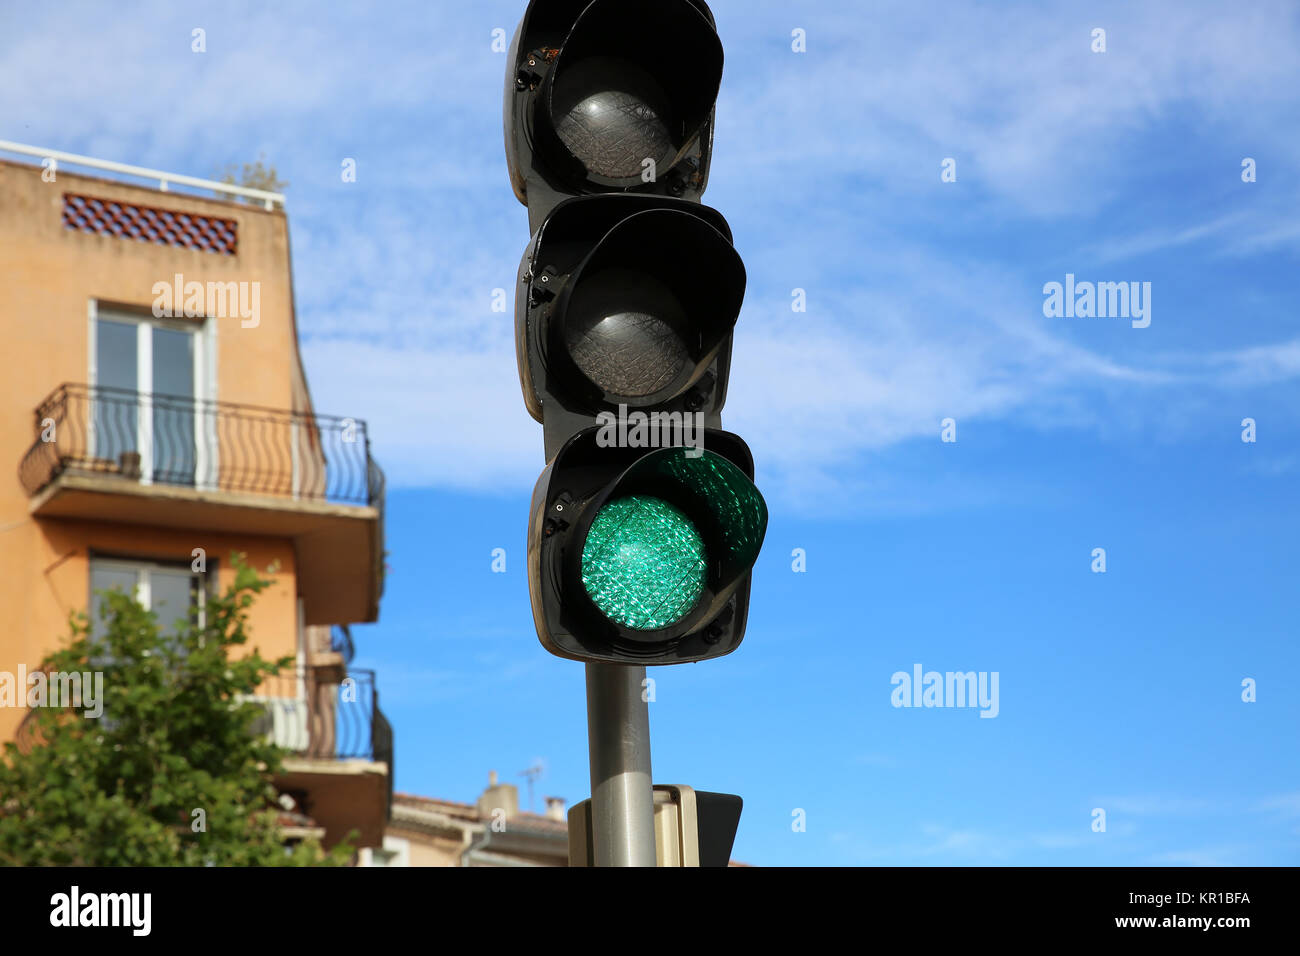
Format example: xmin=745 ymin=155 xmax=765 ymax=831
xmin=506 ymin=0 xmax=766 ymax=667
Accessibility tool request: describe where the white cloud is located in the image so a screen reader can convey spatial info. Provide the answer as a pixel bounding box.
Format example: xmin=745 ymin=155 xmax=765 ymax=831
xmin=301 ymin=339 xmax=538 ymax=492
xmin=1254 ymin=792 xmax=1300 ymax=817
xmin=1096 ymin=795 xmax=1215 ymax=816
xmin=716 ymin=0 xmax=1300 ymax=214
xmin=1151 ymin=845 xmax=1247 ymax=867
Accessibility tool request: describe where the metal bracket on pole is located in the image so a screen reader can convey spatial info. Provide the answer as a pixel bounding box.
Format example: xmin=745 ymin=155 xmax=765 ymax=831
xmin=569 ymin=783 xmax=744 ymax=867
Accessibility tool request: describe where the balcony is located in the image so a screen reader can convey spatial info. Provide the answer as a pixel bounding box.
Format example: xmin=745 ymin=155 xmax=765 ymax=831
xmin=18 ymin=383 xmax=385 ymax=625
xmin=250 ymin=666 xmax=393 ymax=849
xmin=15 ymin=665 xmax=393 ymax=850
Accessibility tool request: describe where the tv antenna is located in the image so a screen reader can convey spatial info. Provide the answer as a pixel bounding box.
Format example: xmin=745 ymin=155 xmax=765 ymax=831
xmin=518 ymin=762 xmax=544 ymax=813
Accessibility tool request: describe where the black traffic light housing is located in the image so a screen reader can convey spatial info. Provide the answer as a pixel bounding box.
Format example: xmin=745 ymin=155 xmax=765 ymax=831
xmin=527 ymin=427 xmax=767 ymax=664
xmin=506 ymin=0 xmax=766 ymax=668
xmin=504 ymin=0 xmax=723 ymax=231
xmin=515 ymin=194 xmax=744 ymax=458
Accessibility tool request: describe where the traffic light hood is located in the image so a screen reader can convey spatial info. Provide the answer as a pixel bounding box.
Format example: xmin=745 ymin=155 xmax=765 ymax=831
xmin=550 ymin=206 xmax=744 ymax=408
xmin=596 ymin=438 xmax=767 ymax=581
xmin=505 ymin=0 xmax=722 ymax=227
xmin=527 ymin=427 xmax=767 ymax=663
xmin=515 ymin=195 xmax=744 ymax=456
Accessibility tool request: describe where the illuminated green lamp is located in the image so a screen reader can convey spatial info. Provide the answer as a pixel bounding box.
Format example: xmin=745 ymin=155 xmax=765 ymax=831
xmin=580 ymin=495 xmax=707 ymax=630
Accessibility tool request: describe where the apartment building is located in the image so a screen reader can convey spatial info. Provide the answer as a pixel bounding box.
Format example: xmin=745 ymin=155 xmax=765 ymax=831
xmin=0 ymin=144 xmax=390 ymax=850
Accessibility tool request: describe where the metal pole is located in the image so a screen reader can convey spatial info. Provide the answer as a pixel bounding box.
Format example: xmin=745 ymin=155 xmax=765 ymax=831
xmin=585 ymin=662 xmax=656 ymax=866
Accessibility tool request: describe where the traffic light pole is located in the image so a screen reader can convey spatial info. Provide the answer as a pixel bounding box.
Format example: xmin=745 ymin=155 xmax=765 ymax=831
xmin=585 ymin=662 xmax=657 ymax=866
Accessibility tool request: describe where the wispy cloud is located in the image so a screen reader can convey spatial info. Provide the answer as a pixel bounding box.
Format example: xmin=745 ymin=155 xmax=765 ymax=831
xmin=1254 ymin=792 xmax=1300 ymax=817
xmin=1085 ymin=214 xmax=1247 ymax=263
xmin=1096 ymin=796 xmax=1216 ymax=816
xmin=1151 ymin=845 xmax=1248 ymax=867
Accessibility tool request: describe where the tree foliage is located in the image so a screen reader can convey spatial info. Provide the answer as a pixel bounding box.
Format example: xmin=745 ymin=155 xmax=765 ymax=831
xmin=214 ymin=152 xmax=287 ymax=205
xmin=0 ymin=556 xmax=351 ymax=866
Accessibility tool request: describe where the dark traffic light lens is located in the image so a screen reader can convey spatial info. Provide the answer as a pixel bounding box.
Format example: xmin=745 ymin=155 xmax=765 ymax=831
xmin=581 ymin=495 xmax=707 ymax=630
xmin=564 ymin=267 xmax=690 ymax=397
xmin=551 ymin=57 xmax=674 ymax=180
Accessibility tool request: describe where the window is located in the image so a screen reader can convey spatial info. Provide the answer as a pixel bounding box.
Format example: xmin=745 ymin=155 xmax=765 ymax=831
xmin=86 ymin=558 xmax=210 ymax=729
xmin=89 ymin=557 xmax=209 ymax=647
xmin=89 ymin=304 xmax=216 ymax=488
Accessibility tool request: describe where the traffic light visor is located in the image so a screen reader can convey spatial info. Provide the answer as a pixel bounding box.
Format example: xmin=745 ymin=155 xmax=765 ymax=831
xmin=530 ymin=428 xmax=765 ymax=662
xmin=620 ymin=446 xmax=767 ymax=576
xmin=553 ymin=208 xmax=744 ymax=406
xmin=542 ymin=0 xmax=723 ymax=184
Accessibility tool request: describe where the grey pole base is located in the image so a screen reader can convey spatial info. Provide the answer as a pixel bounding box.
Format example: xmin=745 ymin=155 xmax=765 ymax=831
xmin=585 ymin=662 xmax=656 ymax=866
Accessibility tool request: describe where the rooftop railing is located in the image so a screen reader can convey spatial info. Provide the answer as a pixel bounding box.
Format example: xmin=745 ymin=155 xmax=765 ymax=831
xmin=0 ymin=139 xmax=285 ymax=209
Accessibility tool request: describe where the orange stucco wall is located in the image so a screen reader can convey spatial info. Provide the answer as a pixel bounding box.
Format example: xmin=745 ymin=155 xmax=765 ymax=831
xmin=0 ymin=159 xmax=310 ymax=741
xmin=0 ymin=520 xmax=299 ymax=741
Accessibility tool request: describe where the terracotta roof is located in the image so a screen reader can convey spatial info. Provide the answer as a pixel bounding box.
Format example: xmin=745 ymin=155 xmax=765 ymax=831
xmin=393 ymin=792 xmax=568 ymax=833
xmin=497 ymin=813 xmax=568 ymax=836
xmin=394 ymin=793 xmax=474 ymax=810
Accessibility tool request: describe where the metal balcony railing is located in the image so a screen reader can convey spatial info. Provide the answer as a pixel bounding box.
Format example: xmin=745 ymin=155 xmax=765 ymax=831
xmin=331 ymin=625 xmax=356 ymax=665
xmin=18 ymin=383 xmax=383 ymax=507
xmin=15 ymin=667 xmax=389 ymax=766
xmin=246 ymin=667 xmax=386 ymax=762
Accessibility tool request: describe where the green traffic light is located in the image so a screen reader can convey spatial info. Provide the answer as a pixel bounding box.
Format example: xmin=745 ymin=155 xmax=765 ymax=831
xmin=581 ymin=495 xmax=707 ymax=630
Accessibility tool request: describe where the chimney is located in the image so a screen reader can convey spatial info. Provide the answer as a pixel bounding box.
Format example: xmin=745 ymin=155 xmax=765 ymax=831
xmin=544 ymin=796 xmax=566 ymax=821
xmin=476 ymin=770 xmax=518 ymax=821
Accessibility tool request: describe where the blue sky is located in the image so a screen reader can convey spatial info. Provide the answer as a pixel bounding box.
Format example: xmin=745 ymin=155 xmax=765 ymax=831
xmin=3 ymin=0 xmax=1298 ymax=865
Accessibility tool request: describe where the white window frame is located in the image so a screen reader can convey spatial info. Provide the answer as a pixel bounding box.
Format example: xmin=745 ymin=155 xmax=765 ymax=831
xmin=88 ymin=301 xmax=219 ymax=489
xmin=89 ymin=556 xmax=209 ymax=629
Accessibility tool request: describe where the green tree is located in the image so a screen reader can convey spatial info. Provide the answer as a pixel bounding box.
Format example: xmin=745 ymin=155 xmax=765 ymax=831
xmin=0 ymin=556 xmax=352 ymax=866
xmin=214 ymin=152 xmax=287 ymax=206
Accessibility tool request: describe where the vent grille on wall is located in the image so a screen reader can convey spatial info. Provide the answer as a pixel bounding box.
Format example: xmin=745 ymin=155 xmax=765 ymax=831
xmin=62 ymin=193 xmax=238 ymax=255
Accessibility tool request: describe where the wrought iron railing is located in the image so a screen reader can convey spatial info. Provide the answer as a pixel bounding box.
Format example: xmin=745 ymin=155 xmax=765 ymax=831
xmin=330 ymin=625 xmax=356 ymax=665
xmin=14 ymin=666 xmax=388 ymax=765
xmin=246 ymin=667 xmax=384 ymax=761
xmin=18 ymin=383 xmax=383 ymax=507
